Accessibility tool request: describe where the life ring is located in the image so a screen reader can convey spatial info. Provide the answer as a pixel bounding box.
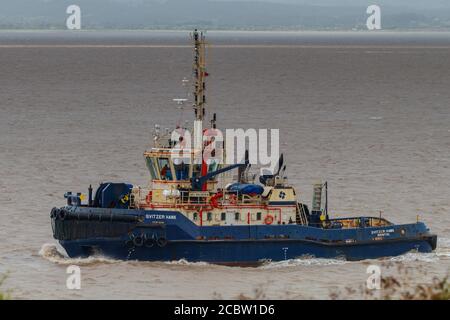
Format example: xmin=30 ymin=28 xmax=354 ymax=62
xmin=157 ymin=237 xmax=168 ymax=247
xmin=145 ymin=191 xmax=152 ymax=205
xmin=210 ymin=192 xmax=223 ymax=208
xmin=264 ymin=215 xmax=274 ymax=225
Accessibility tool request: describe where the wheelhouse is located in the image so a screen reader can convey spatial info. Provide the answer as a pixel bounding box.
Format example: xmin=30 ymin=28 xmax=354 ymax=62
xmin=144 ymin=148 xmax=224 ymax=186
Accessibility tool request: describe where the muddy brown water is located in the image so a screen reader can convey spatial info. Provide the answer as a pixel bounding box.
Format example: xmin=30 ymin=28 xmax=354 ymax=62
xmin=0 ymin=31 xmax=449 ymax=299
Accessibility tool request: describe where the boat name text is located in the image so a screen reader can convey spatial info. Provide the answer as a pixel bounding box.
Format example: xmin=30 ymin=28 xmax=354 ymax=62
xmin=145 ymin=214 xmax=177 ymax=220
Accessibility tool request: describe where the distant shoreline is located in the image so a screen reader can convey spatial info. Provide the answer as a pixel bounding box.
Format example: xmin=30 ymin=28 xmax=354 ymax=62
xmin=1 ymin=28 xmax=450 ymax=33
xmin=1 ymin=29 xmax=450 ymax=47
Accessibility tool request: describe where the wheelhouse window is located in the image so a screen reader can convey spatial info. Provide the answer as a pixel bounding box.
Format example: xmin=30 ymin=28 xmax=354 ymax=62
xmin=192 ymin=164 xmax=202 ymax=179
xmin=145 ymin=157 xmax=158 ymax=180
xmin=173 ymin=153 xmax=189 ymax=181
xmin=208 ymin=161 xmax=219 ymax=173
xmin=205 ymin=136 xmax=223 ymax=173
xmin=158 ymin=158 xmax=173 ymax=180
xmin=207 ymin=150 xmax=220 ymax=173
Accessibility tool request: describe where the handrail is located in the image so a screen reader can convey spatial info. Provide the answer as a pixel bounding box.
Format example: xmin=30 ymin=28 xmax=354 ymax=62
xmin=329 ymin=216 xmax=392 ymax=225
xmin=131 ymin=188 xmax=265 ymax=208
xmin=296 ymin=203 xmax=308 ymax=226
xmin=324 ymin=216 xmax=392 ymax=229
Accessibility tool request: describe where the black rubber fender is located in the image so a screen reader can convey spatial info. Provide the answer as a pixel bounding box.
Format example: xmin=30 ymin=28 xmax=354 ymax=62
xmin=144 ymin=234 xmax=155 ymax=248
xmin=428 ymin=235 xmax=438 ymax=250
xmin=50 ymin=207 xmax=60 ymax=219
xmin=57 ymin=209 xmax=67 ymax=220
xmin=133 ymin=234 xmax=143 ymax=247
xmin=125 ymin=239 xmax=134 ymax=249
xmin=157 ymin=237 xmax=168 ymax=247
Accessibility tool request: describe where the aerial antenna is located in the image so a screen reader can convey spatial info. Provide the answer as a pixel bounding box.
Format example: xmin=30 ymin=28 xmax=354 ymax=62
xmin=173 ymin=98 xmax=187 ymax=128
xmin=153 ymin=124 xmax=161 ymax=147
xmin=275 ymin=154 xmax=284 ymax=176
xmin=279 ymin=165 xmax=287 ymax=179
xmin=173 ymin=98 xmax=188 ymax=104
xmin=174 ymin=76 xmax=190 ymax=127
xmin=211 ymin=113 xmax=217 ymax=129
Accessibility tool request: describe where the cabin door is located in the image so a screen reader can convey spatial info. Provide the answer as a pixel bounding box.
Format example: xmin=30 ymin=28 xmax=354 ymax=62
xmin=225 ymin=210 xmax=235 ymax=225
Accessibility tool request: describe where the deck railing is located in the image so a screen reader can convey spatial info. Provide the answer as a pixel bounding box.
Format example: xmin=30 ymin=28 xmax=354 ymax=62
xmin=130 ymin=188 xmax=263 ymax=209
xmin=328 ymin=216 xmax=392 ymax=229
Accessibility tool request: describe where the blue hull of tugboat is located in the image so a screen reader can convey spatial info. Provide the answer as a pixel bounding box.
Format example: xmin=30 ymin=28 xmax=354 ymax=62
xmin=51 ymin=207 xmax=437 ymax=264
xmin=59 ymin=236 xmax=434 ymax=264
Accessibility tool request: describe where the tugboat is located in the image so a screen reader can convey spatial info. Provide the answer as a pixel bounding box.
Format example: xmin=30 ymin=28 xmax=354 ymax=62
xmin=50 ymin=30 xmax=437 ymax=264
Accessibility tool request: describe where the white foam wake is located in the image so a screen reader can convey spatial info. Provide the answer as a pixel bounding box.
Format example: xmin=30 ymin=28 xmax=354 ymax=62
xmin=259 ymin=256 xmax=348 ymax=269
xmin=436 ymin=237 xmax=450 ymax=258
xmin=386 ymin=238 xmax=450 ymax=262
xmin=388 ymin=252 xmax=440 ymax=263
xmin=438 ymin=237 xmax=450 ymax=247
xmin=164 ymin=259 xmax=210 ymax=266
xmin=39 ymin=244 xmax=210 ymax=267
xmin=38 ymin=243 xmax=119 ymax=266
xmin=39 ymin=237 xmax=450 ymax=268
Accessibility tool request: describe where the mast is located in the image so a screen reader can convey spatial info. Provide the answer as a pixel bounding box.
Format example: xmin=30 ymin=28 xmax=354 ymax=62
xmin=192 ymin=29 xmax=207 ymax=123
xmin=192 ymin=29 xmax=210 ymax=191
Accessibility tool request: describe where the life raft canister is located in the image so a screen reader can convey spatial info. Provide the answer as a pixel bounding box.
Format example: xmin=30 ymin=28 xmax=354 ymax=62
xmin=264 ymin=214 xmax=274 ymax=225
